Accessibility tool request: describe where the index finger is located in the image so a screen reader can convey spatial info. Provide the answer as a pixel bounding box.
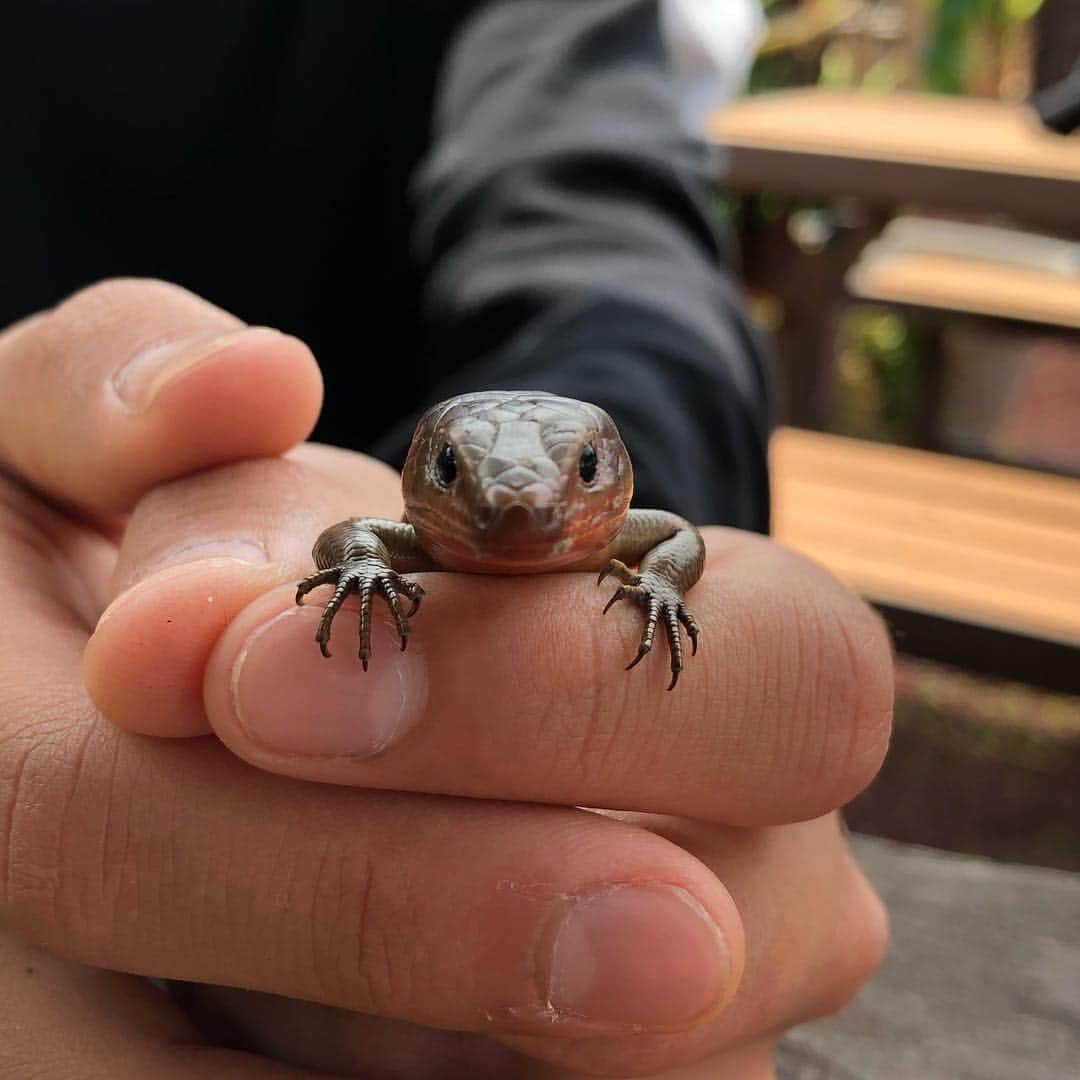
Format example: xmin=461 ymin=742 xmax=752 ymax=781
xmin=202 ymin=530 xmax=893 ymax=826
xmin=86 ymin=442 xmax=893 ymax=825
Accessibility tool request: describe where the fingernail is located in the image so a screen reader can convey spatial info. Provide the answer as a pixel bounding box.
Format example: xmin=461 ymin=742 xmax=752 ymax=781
xmin=112 ymin=326 xmax=283 ymax=411
xmin=230 ymin=606 xmax=427 ymax=757
xmin=540 ymin=883 xmax=731 ymax=1032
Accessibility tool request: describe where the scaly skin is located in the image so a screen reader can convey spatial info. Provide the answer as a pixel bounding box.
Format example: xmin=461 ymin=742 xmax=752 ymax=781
xmin=296 ymin=391 xmax=705 ymax=688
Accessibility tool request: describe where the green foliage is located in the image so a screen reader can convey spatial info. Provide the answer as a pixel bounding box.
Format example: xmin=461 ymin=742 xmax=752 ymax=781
xmin=833 ymin=307 xmax=925 ymax=443
xmin=819 ymin=40 xmax=858 ymax=88
xmin=921 ymin=0 xmax=1045 ymax=93
xmin=1003 ymin=0 xmax=1045 ymax=18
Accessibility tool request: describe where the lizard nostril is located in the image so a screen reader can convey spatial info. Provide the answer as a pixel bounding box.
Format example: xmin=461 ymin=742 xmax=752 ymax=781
xmin=473 ymin=501 xmax=545 ymax=534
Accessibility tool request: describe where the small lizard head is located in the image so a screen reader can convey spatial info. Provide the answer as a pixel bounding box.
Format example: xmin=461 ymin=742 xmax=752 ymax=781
xmin=402 ymin=391 xmax=632 ymax=573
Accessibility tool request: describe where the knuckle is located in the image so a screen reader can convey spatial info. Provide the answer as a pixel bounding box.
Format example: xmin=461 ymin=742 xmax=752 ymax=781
xmin=52 ymin=277 xmax=191 ymax=329
xmin=0 ymin=703 xmax=162 ymax=974
xmin=302 ymin=843 xmax=416 ymax=1015
xmin=0 ymin=714 xmax=94 ymax=940
xmin=0 ymin=730 xmax=49 ymax=920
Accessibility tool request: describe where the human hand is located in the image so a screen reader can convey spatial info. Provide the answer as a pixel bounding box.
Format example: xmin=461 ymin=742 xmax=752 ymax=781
xmin=0 ymin=279 xmax=892 ymax=1078
xmin=88 ymin=481 xmax=893 ymax=1078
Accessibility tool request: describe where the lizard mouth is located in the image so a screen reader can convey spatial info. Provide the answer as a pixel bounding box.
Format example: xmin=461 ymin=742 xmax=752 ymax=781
xmin=473 ymin=500 xmax=556 ymax=535
xmin=413 ymin=500 xmax=623 ymax=574
xmin=443 ymin=503 xmax=574 ymax=572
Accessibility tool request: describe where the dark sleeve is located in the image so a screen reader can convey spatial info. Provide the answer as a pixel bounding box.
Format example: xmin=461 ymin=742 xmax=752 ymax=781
xmin=371 ymin=0 xmax=772 ymax=532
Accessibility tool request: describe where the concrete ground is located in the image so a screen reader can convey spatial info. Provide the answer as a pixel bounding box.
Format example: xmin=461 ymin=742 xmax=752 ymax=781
xmin=777 ymin=835 xmax=1080 ymax=1080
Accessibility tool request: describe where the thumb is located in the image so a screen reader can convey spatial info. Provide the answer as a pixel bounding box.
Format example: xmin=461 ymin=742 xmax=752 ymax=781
xmin=0 ymin=278 xmax=323 ymax=513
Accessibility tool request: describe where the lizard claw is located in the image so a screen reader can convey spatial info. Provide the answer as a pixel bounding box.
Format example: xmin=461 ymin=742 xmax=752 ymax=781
xmin=624 ymin=636 xmax=653 ymax=671
xmin=297 ymin=568 xmax=339 ymax=607
xmin=298 ymin=560 xmax=424 ymax=666
xmin=599 ymin=569 xmax=699 ymax=690
xmin=679 ymin=604 xmax=700 ymax=657
xmin=597 ymin=558 xmax=637 ymax=588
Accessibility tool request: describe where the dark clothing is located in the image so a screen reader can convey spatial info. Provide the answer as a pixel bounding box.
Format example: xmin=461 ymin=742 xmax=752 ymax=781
xmin=1 ymin=0 xmax=770 ymax=529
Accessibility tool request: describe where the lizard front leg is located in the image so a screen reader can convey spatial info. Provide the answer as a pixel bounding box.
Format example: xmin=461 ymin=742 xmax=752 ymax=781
xmin=596 ymin=509 xmax=705 ymax=690
xmin=296 ymin=519 xmax=434 ymax=668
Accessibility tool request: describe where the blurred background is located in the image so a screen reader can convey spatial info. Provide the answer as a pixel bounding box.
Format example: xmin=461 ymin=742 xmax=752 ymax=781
xmin=705 ymin=6 xmax=1079 ymax=1071
xmin=709 ymin=0 xmax=1078 ymax=876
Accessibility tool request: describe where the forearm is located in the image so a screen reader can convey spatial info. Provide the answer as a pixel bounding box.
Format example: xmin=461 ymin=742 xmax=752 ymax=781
xmin=374 ymin=0 xmax=770 ymax=529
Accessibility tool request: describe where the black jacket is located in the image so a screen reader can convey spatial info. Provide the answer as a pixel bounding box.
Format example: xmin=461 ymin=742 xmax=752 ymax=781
xmin=1 ymin=0 xmax=770 ymax=529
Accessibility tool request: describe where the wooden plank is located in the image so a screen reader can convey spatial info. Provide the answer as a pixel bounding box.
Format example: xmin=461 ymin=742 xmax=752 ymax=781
xmin=711 ymin=90 xmax=1080 ymax=182
xmin=778 ymin=523 xmax=1080 ymax=644
xmin=773 ymin=428 xmax=1080 ymax=529
xmin=778 ymin=491 xmax=1080 ymax=605
xmin=848 ymin=248 xmax=1080 ymax=329
xmin=780 ymin=479 xmax=1080 ymax=568
xmin=770 ymin=428 xmax=1080 ymax=646
xmin=709 ymin=90 xmax=1080 ymax=228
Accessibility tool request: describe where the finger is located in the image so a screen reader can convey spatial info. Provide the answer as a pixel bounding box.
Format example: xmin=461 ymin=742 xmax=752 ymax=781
xmin=85 ymin=444 xmax=892 ymax=820
xmin=0 ymin=927 xmax=327 ymax=1079
xmin=109 ymin=442 xmax=405 ymax=596
xmin=205 ymin=534 xmax=890 ymax=825
xmin=165 ymin=815 xmax=885 ymax=1080
xmin=0 ymin=277 xmax=322 ymax=513
xmin=499 ymin=813 xmax=888 ymax=1077
xmin=84 ymin=444 xmax=403 ymax=736
xmin=2 ymin=721 xmax=744 ymax=1039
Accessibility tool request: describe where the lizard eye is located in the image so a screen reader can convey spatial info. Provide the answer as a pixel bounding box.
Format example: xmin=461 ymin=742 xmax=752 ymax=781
xmin=579 ymin=442 xmax=597 ymax=485
xmin=435 ymin=442 xmax=457 ymax=487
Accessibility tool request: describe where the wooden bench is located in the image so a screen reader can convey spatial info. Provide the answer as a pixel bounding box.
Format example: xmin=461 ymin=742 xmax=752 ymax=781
xmin=848 ymin=247 xmax=1080 ymax=329
xmin=770 ymin=426 xmax=1080 ymax=691
xmin=708 ymin=88 xmax=1080 ymax=232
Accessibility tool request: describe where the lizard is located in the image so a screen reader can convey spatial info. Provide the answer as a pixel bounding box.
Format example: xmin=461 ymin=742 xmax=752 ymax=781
xmin=296 ymin=391 xmax=705 ymax=689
